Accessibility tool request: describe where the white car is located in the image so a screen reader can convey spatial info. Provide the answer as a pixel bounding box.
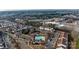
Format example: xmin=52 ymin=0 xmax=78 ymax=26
xmin=0 ymin=46 xmax=4 ymax=49
xmin=0 ymin=43 xmax=3 ymax=46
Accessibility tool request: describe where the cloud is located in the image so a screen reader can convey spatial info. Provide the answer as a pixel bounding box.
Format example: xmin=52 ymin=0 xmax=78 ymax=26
xmin=0 ymin=0 xmax=78 ymax=11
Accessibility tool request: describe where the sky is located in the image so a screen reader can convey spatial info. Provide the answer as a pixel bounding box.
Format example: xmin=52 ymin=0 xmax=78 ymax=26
xmin=0 ymin=0 xmax=79 ymax=11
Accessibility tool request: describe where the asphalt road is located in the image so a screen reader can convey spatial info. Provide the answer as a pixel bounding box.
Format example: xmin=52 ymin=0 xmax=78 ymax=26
xmin=45 ymin=31 xmax=61 ymax=49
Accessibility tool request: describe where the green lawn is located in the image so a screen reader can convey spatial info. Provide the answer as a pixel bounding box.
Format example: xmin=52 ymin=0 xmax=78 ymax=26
xmin=76 ymin=36 xmax=79 ymax=49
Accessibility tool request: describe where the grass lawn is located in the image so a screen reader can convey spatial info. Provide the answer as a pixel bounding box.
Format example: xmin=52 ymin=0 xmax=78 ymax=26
xmin=76 ymin=36 xmax=79 ymax=49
